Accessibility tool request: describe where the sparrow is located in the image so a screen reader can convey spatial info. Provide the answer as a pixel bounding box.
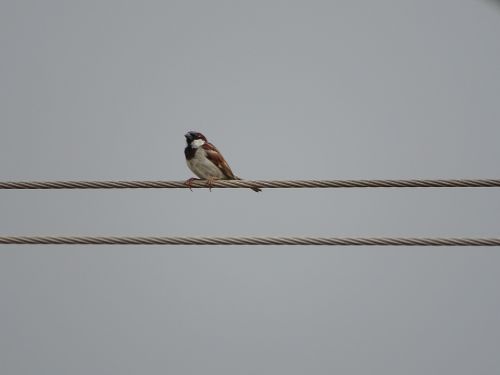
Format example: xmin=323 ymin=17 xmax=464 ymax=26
xmin=184 ymin=131 xmax=261 ymax=192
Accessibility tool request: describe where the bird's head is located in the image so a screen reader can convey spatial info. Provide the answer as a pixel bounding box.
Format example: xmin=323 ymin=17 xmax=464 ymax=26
xmin=185 ymin=131 xmax=207 ymax=148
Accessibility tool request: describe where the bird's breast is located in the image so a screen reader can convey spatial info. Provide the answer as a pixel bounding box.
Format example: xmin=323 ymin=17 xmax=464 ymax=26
xmin=186 ymin=147 xmax=225 ymax=179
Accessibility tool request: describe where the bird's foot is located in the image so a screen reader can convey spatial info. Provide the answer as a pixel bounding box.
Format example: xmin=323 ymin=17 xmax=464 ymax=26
xmin=206 ymin=177 xmax=218 ymax=192
xmin=184 ymin=177 xmax=199 ymax=191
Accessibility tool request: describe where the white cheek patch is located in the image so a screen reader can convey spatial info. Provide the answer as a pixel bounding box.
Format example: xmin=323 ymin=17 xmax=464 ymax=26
xmin=191 ymin=139 xmax=205 ymax=148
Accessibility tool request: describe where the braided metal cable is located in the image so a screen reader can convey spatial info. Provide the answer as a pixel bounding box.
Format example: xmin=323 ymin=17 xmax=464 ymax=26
xmin=1 ymin=179 xmax=500 ymax=190
xmin=0 ymin=236 xmax=499 ymax=246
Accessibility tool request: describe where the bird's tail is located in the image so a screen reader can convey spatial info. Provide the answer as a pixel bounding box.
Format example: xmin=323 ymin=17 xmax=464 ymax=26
xmin=234 ymin=176 xmax=262 ymax=192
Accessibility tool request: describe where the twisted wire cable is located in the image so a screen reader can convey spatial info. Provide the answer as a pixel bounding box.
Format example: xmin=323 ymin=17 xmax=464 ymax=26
xmin=0 ymin=179 xmax=500 ymax=190
xmin=0 ymin=236 xmax=499 ymax=246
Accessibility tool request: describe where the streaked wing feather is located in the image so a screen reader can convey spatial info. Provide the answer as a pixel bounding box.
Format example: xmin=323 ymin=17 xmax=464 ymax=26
xmin=202 ymin=143 xmax=235 ymax=179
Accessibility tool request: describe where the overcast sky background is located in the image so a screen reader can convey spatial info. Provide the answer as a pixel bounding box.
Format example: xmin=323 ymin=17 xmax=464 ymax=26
xmin=1 ymin=1 xmax=500 ymax=374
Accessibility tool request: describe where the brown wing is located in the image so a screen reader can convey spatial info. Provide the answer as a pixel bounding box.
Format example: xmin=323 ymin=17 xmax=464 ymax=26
xmin=202 ymin=142 xmax=236 ymax=179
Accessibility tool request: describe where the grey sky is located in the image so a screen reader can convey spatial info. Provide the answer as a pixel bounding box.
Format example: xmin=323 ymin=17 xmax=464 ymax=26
xmin=1 ymin=1 xmax=500 ymax=374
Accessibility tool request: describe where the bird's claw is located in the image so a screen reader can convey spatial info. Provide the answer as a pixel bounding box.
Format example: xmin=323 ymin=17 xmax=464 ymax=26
xmin=206 ymin=177 xmax=218 ymax=192
xmin=184 ymin=177 xmax=199 ymax=192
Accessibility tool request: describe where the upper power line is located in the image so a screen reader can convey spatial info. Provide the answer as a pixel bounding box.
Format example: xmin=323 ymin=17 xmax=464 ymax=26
xmin=0 ymin=179 xmax=500 ymax=190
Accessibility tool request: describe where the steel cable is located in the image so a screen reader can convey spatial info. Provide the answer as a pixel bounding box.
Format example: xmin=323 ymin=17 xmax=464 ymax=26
xmin=0 ymin=179 xmax=500 ymax=190
xmin=1 ymin=236 xmax=499 ymax=246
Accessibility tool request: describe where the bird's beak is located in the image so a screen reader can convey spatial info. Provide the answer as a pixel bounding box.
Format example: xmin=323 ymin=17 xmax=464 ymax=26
xmin=184 ymin=133 xmax=192 ymax=141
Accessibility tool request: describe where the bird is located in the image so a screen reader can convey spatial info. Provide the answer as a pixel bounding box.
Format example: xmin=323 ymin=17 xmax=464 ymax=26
xmin=184 ymin=131 xmax=261 ymax=192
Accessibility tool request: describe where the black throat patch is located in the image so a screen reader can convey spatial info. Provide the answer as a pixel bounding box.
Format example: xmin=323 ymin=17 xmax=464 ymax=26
xmin=184 ymin=145 xmax=197 ymax=160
